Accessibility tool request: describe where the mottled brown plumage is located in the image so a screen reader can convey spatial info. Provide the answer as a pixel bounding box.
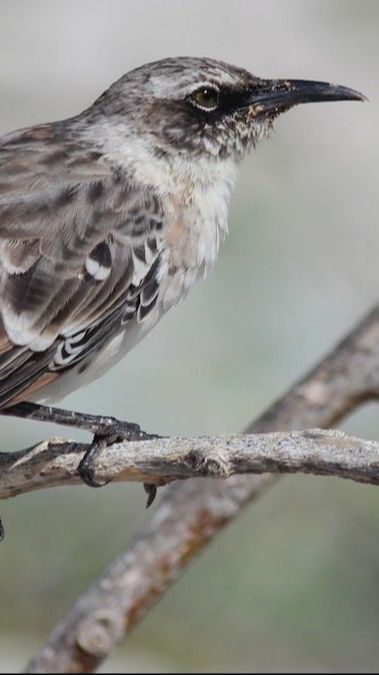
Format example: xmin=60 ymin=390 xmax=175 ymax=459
xmin=0 ymin=57 xmax=364 ymax=432
xmin=0 ymin=121 xmax=167 ymax=406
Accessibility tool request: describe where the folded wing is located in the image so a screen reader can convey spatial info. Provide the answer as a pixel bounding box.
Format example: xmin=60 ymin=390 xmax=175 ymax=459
xmin=0 ymin=124 xmax=165 ymax=406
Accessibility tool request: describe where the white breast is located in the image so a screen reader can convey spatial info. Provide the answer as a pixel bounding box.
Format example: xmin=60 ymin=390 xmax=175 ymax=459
xmin=90 ymin=119 xmax=238 ymax=276
xmin=99 ymin=125 xmax=239 ymax=305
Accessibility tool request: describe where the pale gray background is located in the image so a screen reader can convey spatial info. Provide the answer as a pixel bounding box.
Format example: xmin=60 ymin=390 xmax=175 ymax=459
xmin=0 ymin=1 xmax=378 ymax=672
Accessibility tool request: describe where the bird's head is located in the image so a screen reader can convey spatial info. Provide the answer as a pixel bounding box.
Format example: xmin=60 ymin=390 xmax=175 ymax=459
xmin=88 ymin=56 xmax=365 ymax=162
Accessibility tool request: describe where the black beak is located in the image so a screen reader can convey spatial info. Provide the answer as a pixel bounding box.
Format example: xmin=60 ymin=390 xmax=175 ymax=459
xmin=247 ymin=78 xmax=366 ymax=115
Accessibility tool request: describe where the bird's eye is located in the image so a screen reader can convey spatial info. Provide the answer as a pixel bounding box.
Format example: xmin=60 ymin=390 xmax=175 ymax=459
xmin=190 ymin=86 xmax=220 ymax=111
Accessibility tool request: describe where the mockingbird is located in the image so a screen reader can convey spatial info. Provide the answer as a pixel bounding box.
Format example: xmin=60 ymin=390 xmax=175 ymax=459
xmin=0 ymin=57 xmax=364 ymax=535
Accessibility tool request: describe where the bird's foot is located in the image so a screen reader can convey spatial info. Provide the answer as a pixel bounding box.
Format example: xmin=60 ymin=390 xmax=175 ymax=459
xmin=78 ymin=418 xmax=160 ymax=506
xmin=3 ymin=402 xmax=162 ymax=507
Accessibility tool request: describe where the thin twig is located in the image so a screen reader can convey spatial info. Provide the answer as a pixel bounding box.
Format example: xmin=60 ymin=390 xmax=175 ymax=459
xmin=24 ymin=304 xmax=379 ymax=674
xmin=2 ymin=428 xmax=379 ymax=500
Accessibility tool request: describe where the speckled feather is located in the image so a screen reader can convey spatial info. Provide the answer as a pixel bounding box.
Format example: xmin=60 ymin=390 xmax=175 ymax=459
xmin=0 ymin=124 xmax=170 ymax=404
xmin=0 ymin=57 xmax=279 ymax=406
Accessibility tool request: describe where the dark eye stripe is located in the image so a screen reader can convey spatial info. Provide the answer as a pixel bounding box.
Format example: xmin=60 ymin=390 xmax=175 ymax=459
xmin=188 ymin=85 xmax=252 ymax=117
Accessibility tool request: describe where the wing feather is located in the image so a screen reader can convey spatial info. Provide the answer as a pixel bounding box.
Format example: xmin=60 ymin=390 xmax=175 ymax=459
xmin=0 ymin=122 xmax=166 ymax=407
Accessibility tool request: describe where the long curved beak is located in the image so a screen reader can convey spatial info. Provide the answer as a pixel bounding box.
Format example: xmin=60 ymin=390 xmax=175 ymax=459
xmin=247 ymin=79 xmax=366 ymax=114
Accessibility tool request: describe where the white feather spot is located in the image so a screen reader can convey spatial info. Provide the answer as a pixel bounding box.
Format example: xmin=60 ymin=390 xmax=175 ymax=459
xmin=85 ymin=256 xmax=111 ymax=281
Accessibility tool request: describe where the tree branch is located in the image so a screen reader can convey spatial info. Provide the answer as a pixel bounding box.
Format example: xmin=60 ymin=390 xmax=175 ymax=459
xmin=2 ymin=428 xmax=379 ymax=501
xmin=24 ymin=305 xmax=379 ymax=674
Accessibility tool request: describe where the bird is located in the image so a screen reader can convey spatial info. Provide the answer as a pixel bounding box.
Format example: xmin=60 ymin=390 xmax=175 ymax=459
xmin=0 ymin=57 xmax=364 ymax=536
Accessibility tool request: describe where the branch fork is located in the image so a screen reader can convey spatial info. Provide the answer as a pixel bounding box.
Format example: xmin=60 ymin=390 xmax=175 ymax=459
xmin=3 ymin=303 xmax=379 ymax=673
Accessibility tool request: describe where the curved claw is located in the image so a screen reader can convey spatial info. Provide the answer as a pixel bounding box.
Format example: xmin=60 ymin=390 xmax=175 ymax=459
xmin=77 ymin=419 xmax=148 ymax=489
xmin=77 ymin=429 xmax=115 ymax=488
xmin=144 ymin=483 xmax=157 ymax=508
xmin=78 ymin=453 xmax=109 ymax=488
xmin=77 ymin=419 xmax=162 ymax=505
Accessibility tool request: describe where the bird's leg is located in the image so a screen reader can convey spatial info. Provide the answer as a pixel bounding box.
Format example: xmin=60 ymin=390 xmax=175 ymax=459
xmin=2 ymin=401 xmax=148 ymax=436
xmin=2 ymin=401 xmax=160 ymax=503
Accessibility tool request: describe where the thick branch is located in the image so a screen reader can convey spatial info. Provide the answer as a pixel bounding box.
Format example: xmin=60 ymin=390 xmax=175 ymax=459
xmin=24 ymin=305 xmax=379 ymax=674
xmin=2 ymin=428 xmax=379 ymax=500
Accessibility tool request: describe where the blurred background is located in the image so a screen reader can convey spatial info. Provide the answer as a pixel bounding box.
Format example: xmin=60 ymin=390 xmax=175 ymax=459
xmin=0 ymin=0 xmax=378 ymax=672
